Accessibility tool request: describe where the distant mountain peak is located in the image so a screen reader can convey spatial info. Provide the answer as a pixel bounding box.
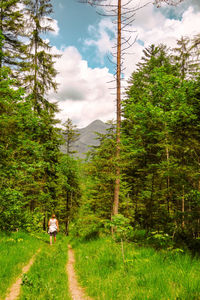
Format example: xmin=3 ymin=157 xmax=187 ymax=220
xmin=61 ymin=119 xmax=111 ymax=159
xmin=84 ymin=119 xmax=106 ymax=129
xmin=90 ymin=119 xmax=105 ymax=125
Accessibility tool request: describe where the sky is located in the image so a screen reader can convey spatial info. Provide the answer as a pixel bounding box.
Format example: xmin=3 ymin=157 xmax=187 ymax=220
xmin=46 ymin=0 xmax=200 ymax=128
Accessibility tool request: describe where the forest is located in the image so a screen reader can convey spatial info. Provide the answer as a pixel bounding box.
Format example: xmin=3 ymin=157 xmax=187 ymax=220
xmin=1 ymin=0 xmax=200 ymax=299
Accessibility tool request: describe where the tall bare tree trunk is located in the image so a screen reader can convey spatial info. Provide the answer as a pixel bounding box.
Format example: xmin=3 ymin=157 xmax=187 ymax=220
xmin=113 ymin=0 xmax=121 ymax=216
xmin=34 ymin=0 xmax=38 ymax=110
xmin=182 ymin=185 xmax=185 ymax=229
xmin=166 ymin=145 xmax=170 ymax=213
xmin=0 ymin=5 xmax=3 ymax=71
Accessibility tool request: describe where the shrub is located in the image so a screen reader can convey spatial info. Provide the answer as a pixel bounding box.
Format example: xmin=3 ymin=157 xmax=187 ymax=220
xmin=128 ymin=229 xmax=147 ymax=243
xmin=107 ymin=214 xmax=133 ymax=242
xmin=70 ymin=214 xmax=102 ymax=240
xmin=0 ymin=189 xmax=24 ymax=230
xmin=22 ymin=209 xmax=44 ymax=232
xmin=147 ymin=231 xmax=173 ymax=249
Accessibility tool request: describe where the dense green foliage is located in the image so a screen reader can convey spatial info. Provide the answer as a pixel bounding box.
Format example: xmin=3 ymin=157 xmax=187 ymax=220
xmin=0 ymin=0 xmax=81 ymax=232
xmin=1 ymin=2 xmax=200 ymax=298
xmin=122 ymin=44 xmax=200 ymax=244
xmin=0 ymin=0 xmax=200 ymax=254
xmin=62 ymin=118 xmax=80 ymax=155
xmin=72 ymin=42 xmax=200 ymax=250
xmin=0 ymin=66 xmax=81 ymax=232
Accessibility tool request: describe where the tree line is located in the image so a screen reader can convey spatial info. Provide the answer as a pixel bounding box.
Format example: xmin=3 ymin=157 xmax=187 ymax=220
xmin=1 ymin=0 xmax=200 ymax=251
xmin=73 ymin=38 xmax=200 ymax=248
xmin=0 ymin=0 xmax=81 ymax=232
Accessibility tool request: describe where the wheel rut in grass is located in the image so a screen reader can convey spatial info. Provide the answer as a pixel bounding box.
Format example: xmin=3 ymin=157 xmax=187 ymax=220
xmin=67 ymin=245 xmax=92 ymax=300
xmin=5 ymin=248 xmax=41 ymax=300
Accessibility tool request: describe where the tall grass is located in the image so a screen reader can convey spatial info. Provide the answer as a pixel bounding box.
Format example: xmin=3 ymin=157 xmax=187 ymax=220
xmin=0 ymin=231 xmax=41 ymax=299
xmin=73 ymin=238 xmax=200 ymax=300
xmin=19 ymin=235 xmax=70 ymax=300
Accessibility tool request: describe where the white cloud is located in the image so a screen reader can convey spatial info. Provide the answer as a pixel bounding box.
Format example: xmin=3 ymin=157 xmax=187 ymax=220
xmin=50 ymin=1 xmax=200 ymax=128
xmin=50 ymin=47 xmax=115 ymax=127
xmin=85 ymin=18 xmax=116 ymax=64
xmin=41 ymin=17 xmax=60 ymax=36
xmin=138 ymin=5 xmax=200 ymax=50
xmin=85 ymin=2 xmax=200 ymax=79
xmin=19 ymin=1 xmax=60 ymax=37
xmin=51 ymin=19 xmax=60 ymax=36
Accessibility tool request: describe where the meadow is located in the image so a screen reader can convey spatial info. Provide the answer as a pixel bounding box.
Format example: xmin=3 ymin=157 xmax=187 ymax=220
xmin=72 ymin=237 xmax=200 ymax=300
xmin=0 ymin=232 xmax=70 ymax=300
xmin=1 ymin=232 xmax=200 ymax=300
xmin=0 ymin=231 xmax=41 ymax=299
xmin=19 ymin=234 xmax=70 ymax=300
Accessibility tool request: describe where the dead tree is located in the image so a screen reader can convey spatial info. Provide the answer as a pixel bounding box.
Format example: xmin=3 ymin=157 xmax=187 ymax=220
xmin=80 ymin=0 xmax=185 ymax=217
xmin=154 ymin=0 xmax=185 ymax=6
xmin=79 ymin=0 xmax=146 ymax=217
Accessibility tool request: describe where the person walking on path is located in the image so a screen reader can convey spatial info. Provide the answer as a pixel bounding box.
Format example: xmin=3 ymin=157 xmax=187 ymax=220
xmin=48 ymin=214 xmax=59 ymax=245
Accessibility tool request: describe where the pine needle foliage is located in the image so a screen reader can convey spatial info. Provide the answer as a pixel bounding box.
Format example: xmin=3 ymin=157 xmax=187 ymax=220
xmin=122 ymin=43 xmax=200 ymax=240
xmin=0 ymin=0 xmax=25 ymax=71
xmin=23 ymin=0 xmax=60 ymax=112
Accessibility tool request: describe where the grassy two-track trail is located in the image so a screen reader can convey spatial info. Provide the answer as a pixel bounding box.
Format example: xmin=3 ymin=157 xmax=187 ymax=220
xmin=0 ymin=232 xmax=41 ymax=299
xmin=1 ymin=232 xmax=92 ymax=300
xmin=5 ymin=249 xmax=41 ymax=300
xmin=2 ymin=232 xmax=200 ymax=300
xmin=18 ymin=234 xmax=70 ymax=300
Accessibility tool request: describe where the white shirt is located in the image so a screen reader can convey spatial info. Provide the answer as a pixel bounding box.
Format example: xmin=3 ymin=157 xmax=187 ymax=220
xmin=49 ymin=218 xmax=57 ymax=233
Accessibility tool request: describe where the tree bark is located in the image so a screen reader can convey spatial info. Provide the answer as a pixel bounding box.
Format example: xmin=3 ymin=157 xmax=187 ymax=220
xmin=65 ymin=191 xmax=69 ymax=235
xmin=0 ymin=5 xmax=3 ymax=71
xmin=166 ymin=145 xmax=170 ymax=213
xmin=113 ymin=0 xmax=121 ymax=216
xmin=182 ymin=185 xmax=185 ymax=229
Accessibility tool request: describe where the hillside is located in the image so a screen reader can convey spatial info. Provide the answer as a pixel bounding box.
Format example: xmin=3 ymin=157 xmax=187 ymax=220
xmin=61 ymin=120 xmax=111 ymax=158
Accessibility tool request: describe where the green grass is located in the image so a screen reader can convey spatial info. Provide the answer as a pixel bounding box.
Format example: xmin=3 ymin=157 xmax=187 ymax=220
xmin=19 ymin=234 xmax=70 ymax=300
xmin=0 ymin=231 xmax=41 ymax=299
xmin=73 ymin=238 xmax=200 ymax=300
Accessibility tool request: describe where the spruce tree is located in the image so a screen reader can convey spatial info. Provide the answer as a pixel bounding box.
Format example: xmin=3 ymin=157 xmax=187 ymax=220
xmin=190 ymin=34 xmax=200 ymax=78
xmin=122 ymin=44 xmax=200 ymax=233
xmin=62 ymin=118 xmax=80 ymax=155
xmin=0 ymin=67 xmax=45 ymax=230
xmin=22 ymin=0 xmax=62 ymax=218
xmin=57 ymin=154 xmax=82 ymax=235
xmin=23 ymin=0 xmax=59 ymax=112
xmin=173 ymin=37 xmax=192 ymax=80
xmin=0 ymin=0 xmax=25 ymax=71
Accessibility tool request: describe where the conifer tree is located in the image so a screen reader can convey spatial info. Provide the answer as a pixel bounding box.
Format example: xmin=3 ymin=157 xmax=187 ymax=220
xmin=173 ymin=37 xmax=191 ymax=80
xmin=58 ymin=154 xmax=82 ymax=235
xmin=23 ymin=0 xmax=59 ymax=112
xmin=87 ymin=124 xmax=117 ymax=220
xmin=0 ymin=0 xmax=25 ymax=71
xmin=190 ymin=34 xmax=200 ymax=77
xmin=123 ymin=42 xmax=200 ymax=236
xmin=22 ymin=0 xmax=62 ymax=218
xmin=0 ymin=67 xmax=46 ymax=230
xmin=154 ymin=0 xmax=185 ymax=6
xmin=62 ymin=118 xmax=80 ymax=155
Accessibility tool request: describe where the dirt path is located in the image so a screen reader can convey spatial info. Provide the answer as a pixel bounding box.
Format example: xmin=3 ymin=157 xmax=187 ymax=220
xmin=5 ymin=249 xmax=41 ymax=300
xmin=67 ymin=245 xmax=92 ymax=300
